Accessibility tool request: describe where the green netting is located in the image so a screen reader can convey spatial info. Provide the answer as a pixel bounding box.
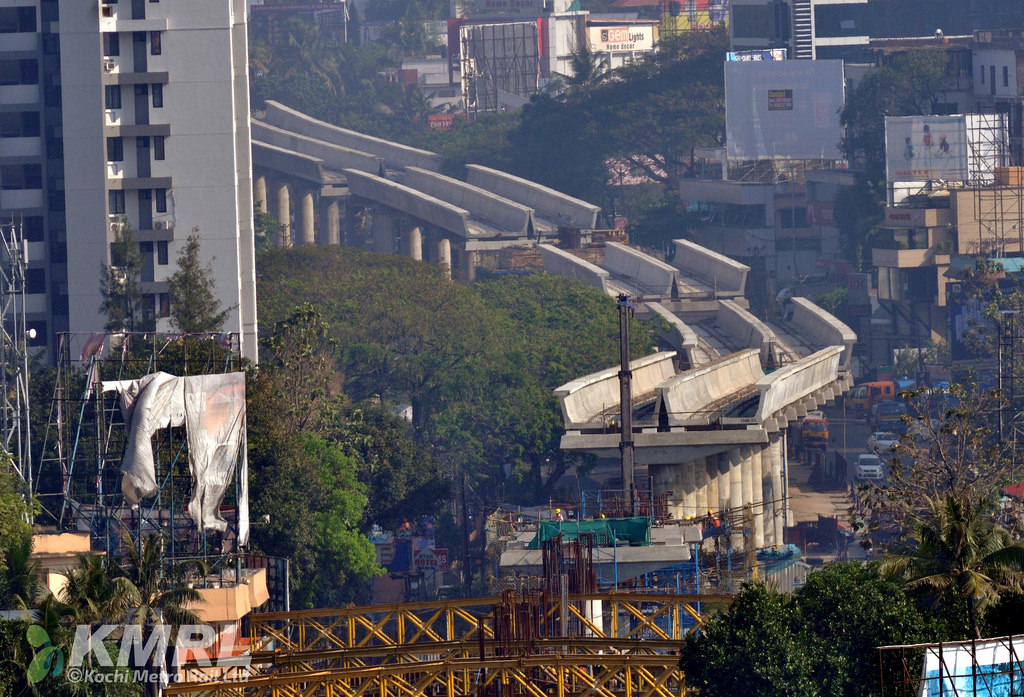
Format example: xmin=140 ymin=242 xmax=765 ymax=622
xmin=528 ymin=517 xmax=651 ymax=549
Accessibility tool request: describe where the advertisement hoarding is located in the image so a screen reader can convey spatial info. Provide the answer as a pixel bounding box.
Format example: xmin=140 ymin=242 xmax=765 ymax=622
xmin=885 ymin=116 xmax=969 ymax=183
xmin=918 ymin=635 xmax=1024 ymax=697
xmin=725 ymin=59 xmax=845 ymax=161
xmin=587 ymin=26 xmax=655 ymax=53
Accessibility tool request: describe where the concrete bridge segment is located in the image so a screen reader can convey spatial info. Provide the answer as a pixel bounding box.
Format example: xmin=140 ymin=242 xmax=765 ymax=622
xmin=538 ymin=244 xmax=609 ymax=294
xmin=671 ymin=238 xmax=749 ymax=296
xmin=252 ymin=120 xmax=383 ymax=176
xmin=402 ymin=167 xmax=535 ymax=237
xmin=466 ymin=165 xmax=601 ymax=230
xmin=262 ymin=100 xmax=443 ymax=172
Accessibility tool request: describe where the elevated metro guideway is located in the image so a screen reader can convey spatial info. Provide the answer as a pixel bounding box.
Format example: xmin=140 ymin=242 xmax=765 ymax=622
xmin=541 ymin=239 xmax=856 ymax=552
xmin=249 ymin=102 xmax=605 ymax=274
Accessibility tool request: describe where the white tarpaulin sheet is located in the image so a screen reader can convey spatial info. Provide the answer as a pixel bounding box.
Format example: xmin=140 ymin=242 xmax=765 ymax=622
xmin=112 ymin=372 xmax=249 ymax=546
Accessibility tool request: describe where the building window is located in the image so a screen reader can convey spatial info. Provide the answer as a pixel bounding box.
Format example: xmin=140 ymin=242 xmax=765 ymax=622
xmin=158 ymin=293 xmax=170 ymax=317
xmin=0 ymin=164 xmax=41 ymax=189
xmin=0 ymin=7 xmax=36 ymax=33
xmin=108 ymin=189 xmax=125 ymax=214
xmin=153 ymin=135 xmax=164 ymax=160
xmin=103 ymin=32 xmax=119 ymax=57
xmin=0 ymin=111 xmax=39 ymax=137
xmin=0 ymin=59 xmax=38 ymax=85
xmin=1004 ymin=65 xmax=1010 ymax=87
xmin=150 ymin=31 xmax=161 ymax=55
xmin=105 ymin=84 xmax=121 ymax=109
xmin=106 ymin=136 xmax=123 ymax=162
xmin=155 ymin=188 xmax=166 ymax=212
xmin=157 ymin=240 xmax=168 ymax=265
xmin=25 ymin=268 xmax=45 ymax=295
xmin=152 ymin=83 xmax=162 ymax=108
xmin=981 ymin=65 xmax=985 ymax=83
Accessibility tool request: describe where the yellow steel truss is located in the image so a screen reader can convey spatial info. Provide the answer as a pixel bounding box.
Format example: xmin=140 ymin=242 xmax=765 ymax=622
xmin=169 ymin=593 xmax=727 ymax=696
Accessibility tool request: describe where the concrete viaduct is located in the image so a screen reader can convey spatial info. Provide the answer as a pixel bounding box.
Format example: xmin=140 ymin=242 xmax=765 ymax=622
xmin=250 ymin=104 xmax=857 ymax=553
xmin=543 ymin=240 xmax=856 ymax=550
xmin=251 ymin=101 xmax=599 ymax=281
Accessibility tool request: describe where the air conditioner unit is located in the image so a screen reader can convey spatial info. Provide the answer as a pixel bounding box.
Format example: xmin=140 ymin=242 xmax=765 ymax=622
xmin=103 ymin=59 xmax=116 ymax=73
xmin=154 ymin=221 xmax=164 ymax=230
xmin=101 ymin=5 xmax=113 ymax=17
xmin=110 ymin=221 xmax=124 ymax=234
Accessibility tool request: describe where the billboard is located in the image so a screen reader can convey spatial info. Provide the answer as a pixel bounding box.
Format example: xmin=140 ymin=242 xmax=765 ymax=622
xmin=727 ymin=49 xmax=787 ymax=61
xmin=885 ymin=116 xmax=969 ymax=183
xmin=725 ymin=59 xmax=845 ymax=161
xmin=662 ymin=0 xmax=729 ymax=32
xmin=918 ymin=635 xmax=1024 ymax=697
xmin=587 ymin=26 xmax=655 ymax=53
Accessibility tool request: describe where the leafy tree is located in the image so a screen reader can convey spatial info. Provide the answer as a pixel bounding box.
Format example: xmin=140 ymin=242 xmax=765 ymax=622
xmin=99 ymin=221 xmax=153 ymax=333
xmin=167 ymin=230 xmax=231 ymax=333
xmin=336 ymin=403 xmax=447 ymax=531
xmin=264 ymin=303 xmax=343 ymax=435
xmin=296 ymin=434 xmax=381 ymax=607
xmin=881 ymin=496 xmax=1024 ymax=640
xmin=679 ymin=583 xmax=816 ymax=697
xmin=0 ymin=460 xmax=30 ymax=567
xmin=254 ymin=206 xmax=283 ymax=254
xmin=833 ymin=177 xmax=885 ymax=271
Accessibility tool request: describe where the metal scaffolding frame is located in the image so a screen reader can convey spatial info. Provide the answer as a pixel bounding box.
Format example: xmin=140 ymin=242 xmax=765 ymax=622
xmin=0 ymin=218 xmax=31 ymax=488
xmin=34 ymin=331 xmax=244 ymax=568
xmin=461 ymin=22 xmax=540 ymax=117
xmin=970 ymin=113 xmax=1021 ymax=256
xmin=878 ymin=634 xmax=1024 ymax=697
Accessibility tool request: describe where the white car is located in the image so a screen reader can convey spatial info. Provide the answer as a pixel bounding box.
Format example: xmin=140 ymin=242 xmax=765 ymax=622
xmin=855 ymin=453 xmax=885 ymax=482
xmin=867 ymin=431 xmax=899 ymax=454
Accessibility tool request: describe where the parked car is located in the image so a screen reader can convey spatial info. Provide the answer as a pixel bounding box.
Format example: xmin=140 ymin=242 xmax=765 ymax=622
xmin=867 ymin=431 xmax=899 ymax=454
xmin=855 ymin=453 xmax=885 ymax=482
xmin=870 ymin=400 xmax=908 ymax=432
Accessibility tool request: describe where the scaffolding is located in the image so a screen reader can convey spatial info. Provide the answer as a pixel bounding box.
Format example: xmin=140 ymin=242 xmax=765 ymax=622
xmin=878 ymin=634 xmax=1024 ymax=697
xmin=970 ymin=112 xmax=1021 ymax=256
xmin=0 ymin=219 xmax=31 ymax=488
xmin=34 ymin=331 xmax=245 ymax=569
xmin=460 ymin=22 xmax=539 ymax=117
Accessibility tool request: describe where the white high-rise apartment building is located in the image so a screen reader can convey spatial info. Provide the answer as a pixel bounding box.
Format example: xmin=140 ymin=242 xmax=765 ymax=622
xmin=0 ymin=0 xmax=257 ymax=361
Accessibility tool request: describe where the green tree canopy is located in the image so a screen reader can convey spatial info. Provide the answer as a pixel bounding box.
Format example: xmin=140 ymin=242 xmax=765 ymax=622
xmin=167 ymin=230 xmax=231 ymax=333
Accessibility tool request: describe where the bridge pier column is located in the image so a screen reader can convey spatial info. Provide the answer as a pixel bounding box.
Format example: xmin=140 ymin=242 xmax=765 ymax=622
xmin=693 ymin=458 xmax=709 ymax=516
xmin=716 ymin=452 xmax=730 ymax=516
xmin=463 ymin=249 xmax=478 ymax=282
xmin=768 ymin=434 xmax=786 ymax=547
xmin=681 ymin=463 xmax=697 ymax=520
xmin=705 ymin=457 xmax=720 ymax=517
xmin=650 ymin=465 xmax=682 ymax=522
xmin=320 ymin=199 xmax=340 ymax=245
xmin=751 ymin=446 xmax=765 ymax=550
xmin=272 ymin=180 xmax=291 ymax=246
xmin=404 ymin=226 xmax=423 ymax=261
xmin=437 ymin=238 xmax=452 ymax=278
xmin=372 ymin=212 xmax=395 ymax=254
xmin=728 ymin=449 xmax=744 ymax=550
xmin=254 ymin=175 xmax=268 ymax=213
xmin=300 ymin=191 xmax=316 ymax=245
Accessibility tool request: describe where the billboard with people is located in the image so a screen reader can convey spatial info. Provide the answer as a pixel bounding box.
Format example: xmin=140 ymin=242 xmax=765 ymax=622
xmin=885 ymin=116 xmax=970 ymax=183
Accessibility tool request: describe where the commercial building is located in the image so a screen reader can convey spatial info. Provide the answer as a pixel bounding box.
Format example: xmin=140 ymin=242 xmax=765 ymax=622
xmin=0 ymin=0 xmax=257 ymax=362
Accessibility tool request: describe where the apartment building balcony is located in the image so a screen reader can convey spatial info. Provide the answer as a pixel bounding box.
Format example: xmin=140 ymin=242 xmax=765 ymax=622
xmin=0 ymin=84 xmax=39 ymax=105
xmin=99 ymin=3 xmax=167 ymax=32
xmin=0 ymin=188 xmax=42 ymax=209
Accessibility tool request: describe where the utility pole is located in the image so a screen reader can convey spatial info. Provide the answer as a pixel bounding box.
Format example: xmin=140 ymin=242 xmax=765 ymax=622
xmin=617 ymin=294 xmax=637 ymax=517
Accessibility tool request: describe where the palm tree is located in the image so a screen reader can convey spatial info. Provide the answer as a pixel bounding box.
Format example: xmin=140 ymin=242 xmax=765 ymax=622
xmin=880 ymin=495 xmax=1024 ymax=639
xmin=565 ymin=43 xmax=609 ymax=96
xmin=61 ymin=552 xmax=140 ymax=672
xmin=113 ymin=534 xmax=203 ymax=697
xmin=1 ymin=535 xmax=42 ymax=610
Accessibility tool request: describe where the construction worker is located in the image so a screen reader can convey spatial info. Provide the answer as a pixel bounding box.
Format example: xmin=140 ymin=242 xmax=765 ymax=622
xmin=555 ymin=508 xmax=565 ymax=522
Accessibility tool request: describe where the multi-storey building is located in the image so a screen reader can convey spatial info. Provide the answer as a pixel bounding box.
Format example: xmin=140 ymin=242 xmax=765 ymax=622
xmin=0 ymin=0 xmax=257 ymax=362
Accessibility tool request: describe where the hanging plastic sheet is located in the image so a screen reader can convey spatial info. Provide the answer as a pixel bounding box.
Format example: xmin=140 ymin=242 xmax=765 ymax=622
xmin=110 ymin=371 xmax=248 ymax=545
